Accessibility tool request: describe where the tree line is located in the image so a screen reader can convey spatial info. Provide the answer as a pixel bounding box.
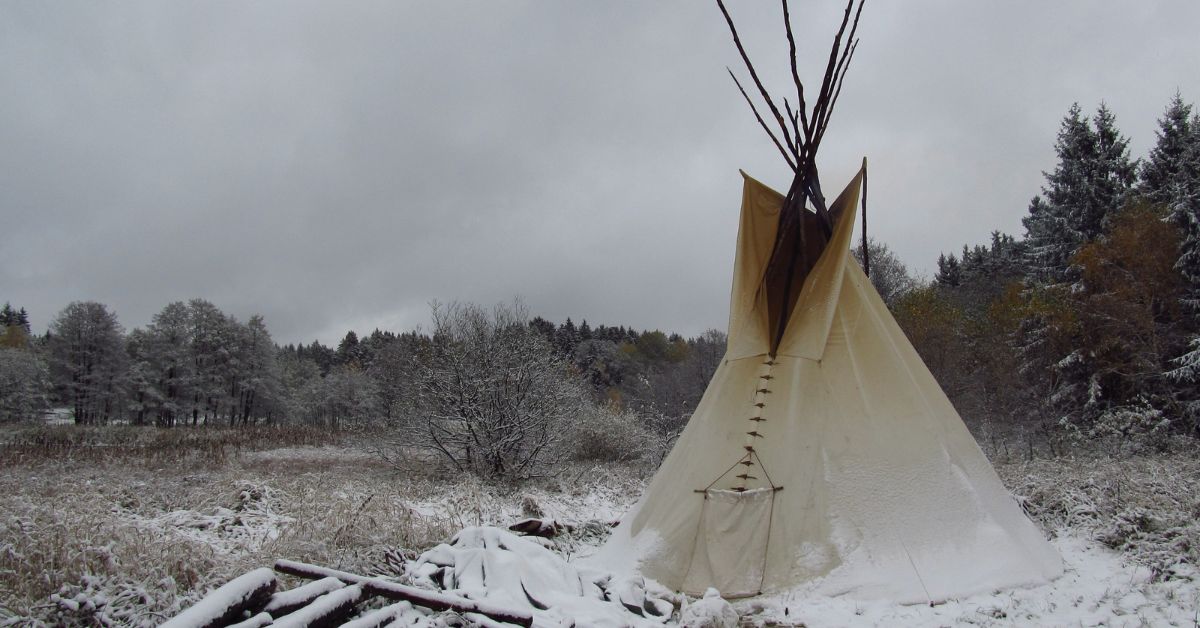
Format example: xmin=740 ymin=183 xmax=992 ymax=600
xmin=2 ymin=92 xmax=1197 ymax=469
xmin=0 ymin=297 xmax=724 ymax=432
xmin=884 ymin=95 xmax=1200 ymax=448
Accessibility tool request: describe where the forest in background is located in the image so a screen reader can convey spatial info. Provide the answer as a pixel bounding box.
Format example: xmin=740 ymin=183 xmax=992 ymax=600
xmin=2 ymin=94 xmax=1199 ymax=478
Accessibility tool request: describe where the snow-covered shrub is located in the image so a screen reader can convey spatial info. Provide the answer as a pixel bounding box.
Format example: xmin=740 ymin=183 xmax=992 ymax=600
xmin=409 ymin=300 xmax=591 ymax=481
xmin=999 ymin=452 xmax=1200 ymax=580
xmin=567 ymin=405 xmax=654 ymax=463
xmin=0 ymin=348 xmax=50 ymax=423
xmin=1084 ymin=397 xmax=1174 ymax=452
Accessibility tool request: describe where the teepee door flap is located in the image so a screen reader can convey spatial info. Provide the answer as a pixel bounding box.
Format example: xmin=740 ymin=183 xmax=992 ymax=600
xmin=681 ymin=487 xmax=777 ymax=598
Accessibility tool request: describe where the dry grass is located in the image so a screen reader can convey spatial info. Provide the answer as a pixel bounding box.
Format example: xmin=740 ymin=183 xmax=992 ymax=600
xmin=4 ymin=424 xmax=1194 ymax=626
xmin=0 ymin=437 xmax=453 ymax=625
xmin=0 ymin=427 xmax=645 ymax=627
xmin=996 ymin=450 xmax=1200 ymax=580
xmin=0 ymin=424 xmax=333 ymax=469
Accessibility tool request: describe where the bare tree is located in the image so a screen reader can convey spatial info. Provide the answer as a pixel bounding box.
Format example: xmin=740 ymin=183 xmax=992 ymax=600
xmin=47 ymin=301 xmax=126 ymax=425
xmin=0 ymin=347 xmax=50 ymax=423
xmin=851 ymin=237 xmax=919 ymax=307
xmin=411 ymin=299 xmax=587 ymax=480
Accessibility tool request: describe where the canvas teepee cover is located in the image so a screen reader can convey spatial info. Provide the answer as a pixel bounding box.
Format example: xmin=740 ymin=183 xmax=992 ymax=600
xmin=598 ymin=167 xmax=1063 ymax=602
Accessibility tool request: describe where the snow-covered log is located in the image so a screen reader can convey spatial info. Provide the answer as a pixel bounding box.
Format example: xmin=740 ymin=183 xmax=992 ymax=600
xmin=273 ymin=559 xmax=533 ymax=627
xmin=161 ymin=568 xmax=277 ymax=628
xmin=340 ymin=601 xmax=425 ymax=628
xmin=225 ymin=613 xmax=273 ymax=628
xmin=263 ymin=576 xmax=345 ymax=617
xmin=271 ymin=584 xmax=363 ymax=628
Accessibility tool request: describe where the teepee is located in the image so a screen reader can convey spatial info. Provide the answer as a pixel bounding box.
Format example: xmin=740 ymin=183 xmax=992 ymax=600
xmin=595 ymin=0 xmax=1062 ymax=602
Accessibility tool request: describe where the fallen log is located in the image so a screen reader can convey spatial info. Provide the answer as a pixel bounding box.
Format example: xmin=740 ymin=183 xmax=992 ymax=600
xmin=161 ymin=568 xmax=277 ymax=628
xmin=340 ymin=601 xmax=420 ymax=628
xmin=274 ymin=559 xmax=533 ymax=627
xmin=225 ymin=613 xmax=273 ymax=628
xmin=271 ymin=584 xmax=363 ymax=628
xmin=263 ymin=576 xmax=345 ymax=617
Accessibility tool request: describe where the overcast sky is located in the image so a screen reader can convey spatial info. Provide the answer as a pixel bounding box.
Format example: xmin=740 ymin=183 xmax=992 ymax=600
xmin=2 ymin=2 xmax=1198 ymax=345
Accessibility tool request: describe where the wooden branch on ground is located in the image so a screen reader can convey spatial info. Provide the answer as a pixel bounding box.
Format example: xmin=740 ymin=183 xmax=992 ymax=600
xmin=161 ymin=568 xmax=277 ymax=628
xmin=225 ymin=613 xmax=273 ymax=628
xmin=262 ymin=576 xmax=345 ymax=617
xmin=274 ymin=559 xmax=534 ymax=627
xmin=271 ymin=584 xmax=363 ymax=628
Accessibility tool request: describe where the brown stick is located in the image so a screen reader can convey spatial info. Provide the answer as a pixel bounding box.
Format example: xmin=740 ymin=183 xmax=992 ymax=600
xmin=861 ymin=157 xmax=870 ymax=277
xmin=809 ymin=0 xmax=855 ymax=143
xmin=716 ymin=0 xmax=795 ymax=154
xmin=273 ymin=560 xmax=534 ymax=627
xmin=729 ymin=69 xmax=797 ymax=171
xmin=820 ymin=2 xmax=865 ymax=144
xmin=780 ymin=0 xmax=811 ymax=143
xmin=820 ymin=39 xmax=859 ymax=143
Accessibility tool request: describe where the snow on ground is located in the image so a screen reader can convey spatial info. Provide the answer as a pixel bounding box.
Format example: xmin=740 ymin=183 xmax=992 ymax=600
xmin=733 ymin=533 xmax=1199 ymax=627
xmin=3 ymin=442 xmax=1198 ymax=626
xmin=123 ymin=481 xmax=295 ymax=556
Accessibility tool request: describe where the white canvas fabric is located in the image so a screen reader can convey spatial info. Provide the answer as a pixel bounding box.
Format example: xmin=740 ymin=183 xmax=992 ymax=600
xmin=594 ymin=168 xmax=1063 ymax=602
xmin=681 ymin=487 xmax=777 ymax=598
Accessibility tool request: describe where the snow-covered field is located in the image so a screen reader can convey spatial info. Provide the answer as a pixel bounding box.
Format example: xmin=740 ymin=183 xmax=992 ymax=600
xmin=1 ymin=435 xmax=1197 ymax=626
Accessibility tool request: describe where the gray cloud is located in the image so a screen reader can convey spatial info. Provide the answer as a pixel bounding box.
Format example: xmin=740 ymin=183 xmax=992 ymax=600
xmin=2 ymin=1 xmax=1198 ymax=344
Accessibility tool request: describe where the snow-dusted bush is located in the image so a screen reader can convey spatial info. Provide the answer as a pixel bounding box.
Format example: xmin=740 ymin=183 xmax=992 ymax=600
xmin=408 ymin=300 xmax=590 ymax=481
xmin=1086 ymin=398 xmax=1173 ymax=451
xmin=999 ymin=452 xmax=1200 ymax=580
xmin=0 ymin=348 xmax=50 ymax=423
xmin=567 ymin=405 xmax=654 ymax=463
xmin=1052 ymin=396 xmax=1178 ymax=454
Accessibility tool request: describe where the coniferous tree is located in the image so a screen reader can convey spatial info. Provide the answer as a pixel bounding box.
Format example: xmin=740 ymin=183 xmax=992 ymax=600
xmin=336 ymin=330 xmax=362 ymax=366
xmin=935 ymin=253 xmax=961 ymax=287
xmin=1016 ymin=104 xmax=1135 ymax=431
xmin=1023 ymin=103 xmax=1135 ymax=282
xmin=1165 ymin=110 xmax=1200 ymax=407
xmin=529 ymin=316 xmax=556 ymax=344
xmin=1088 ymin=103 xmax=1138 ymax=232
xmin=555 ymin=318 xmax=579 ymax=355
xmin=1140 ymin=94 xmax=1194 ymax=206
xmin=1169 ymin=115 xmax=1200 ymax=312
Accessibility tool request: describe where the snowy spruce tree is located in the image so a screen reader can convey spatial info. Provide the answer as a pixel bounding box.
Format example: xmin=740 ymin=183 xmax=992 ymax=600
xmin=1017 ymin=104 xmax=1136 ymax=426
xmin=1139 ymin=93 xmax=1193 ymax=206
xmin=1162 ymin=102 xmax=1200 ymax=411
xmin=1022 ymin=103 xmax=1136 ymax=283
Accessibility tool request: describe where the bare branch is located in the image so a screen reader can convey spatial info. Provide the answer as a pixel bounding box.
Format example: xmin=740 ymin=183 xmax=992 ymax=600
xmin=861 ymin=158 xmax=870 ymax=277
xmin=784 ymin=99 xmax=803 ymax=162
xmin=819 ymin=39 xmax=859 ymax=145
xmin=811 ymin=0 xmax=856 ymax=146
xmin=781 ymin=0 xmax=812 ymax=143
xmin=729 ymin=68 xmax=798 ymax=172
xmin=716 ymin=0 xmax=796 ymax=157
xmin=820 ymin=1 xmax=866 ymax=142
